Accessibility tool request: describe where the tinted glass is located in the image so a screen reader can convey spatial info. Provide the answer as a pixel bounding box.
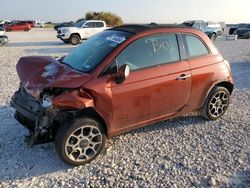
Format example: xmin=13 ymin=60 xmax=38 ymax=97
xmin=115 ymin=34 xmax=180 ymax=71
xmin=62 ymin=30 xmax=132 ymax=72
xmin=183 ymin=35 xmax=209 ymax=58
xmin=85 ymin=22 xmax=94 ymax=28
xmin=74 ymin=20 xmax=86 ymax=27
xmin=95 ymin=22 xmax=104 ymax=28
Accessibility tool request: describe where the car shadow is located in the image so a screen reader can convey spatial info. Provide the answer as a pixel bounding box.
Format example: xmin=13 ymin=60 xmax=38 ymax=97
xmin=0 ymin=105 xmax=70 ymax=182
xmin=7 ymin=41 xmax=67 ymax=47
xmin=0 ymin=105 xmax=205 ymax=182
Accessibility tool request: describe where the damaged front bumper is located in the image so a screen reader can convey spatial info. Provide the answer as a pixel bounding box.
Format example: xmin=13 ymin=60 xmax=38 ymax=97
xmin=11 ymin=87 xmax=58 ymax=146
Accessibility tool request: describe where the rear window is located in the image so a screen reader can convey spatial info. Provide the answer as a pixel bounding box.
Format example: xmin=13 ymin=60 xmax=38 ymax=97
xmin=182 ymin=34 xmax=209 ymax=58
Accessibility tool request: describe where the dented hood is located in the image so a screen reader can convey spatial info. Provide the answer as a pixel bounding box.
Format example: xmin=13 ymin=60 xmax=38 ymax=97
xmin=16 ymin=56 xmax=92 ymax=97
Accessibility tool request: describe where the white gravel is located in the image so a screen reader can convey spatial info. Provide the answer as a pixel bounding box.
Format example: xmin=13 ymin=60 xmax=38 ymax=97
xmin=0 ymin=29 xmax=249 ymax=187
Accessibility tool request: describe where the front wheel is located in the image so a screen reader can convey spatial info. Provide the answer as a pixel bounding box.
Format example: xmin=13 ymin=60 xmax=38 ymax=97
xmin=200 ymin=86 xmax=230 ymax=120
xmin=69 ymin=34 xmax=80 ymax=45
xmin=210 ymin=33 xmax=217 ymax=42
xmin=55 ymin=117 xmax=106 ymax=166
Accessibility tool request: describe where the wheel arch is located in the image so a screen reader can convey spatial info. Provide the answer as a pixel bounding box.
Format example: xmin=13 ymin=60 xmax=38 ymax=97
xmin=80 ymin=107 xmax=108 ymax=137
xmin=216 ymin=81 xmax=234 ymax=94
xmin=201 ymin=80 xmax=234 ymax=108
xmin=70 ymin=33 xmax=81 ymax=39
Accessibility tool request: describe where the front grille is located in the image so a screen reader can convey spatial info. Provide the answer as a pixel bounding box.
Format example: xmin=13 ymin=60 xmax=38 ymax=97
xmin=57 ymin=30 xmax=61 ymax=34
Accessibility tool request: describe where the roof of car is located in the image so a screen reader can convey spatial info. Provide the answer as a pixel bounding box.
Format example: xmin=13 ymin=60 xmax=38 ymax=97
xmin=110 ymin=24 xmax=189 ymax=34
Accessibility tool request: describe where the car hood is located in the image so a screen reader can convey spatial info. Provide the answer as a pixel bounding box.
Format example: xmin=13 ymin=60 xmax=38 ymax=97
xmin=16 ymin=56 xmax=92 ymax=98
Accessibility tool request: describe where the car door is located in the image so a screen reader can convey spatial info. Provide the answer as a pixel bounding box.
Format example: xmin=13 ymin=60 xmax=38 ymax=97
xmin=108 ymin=33 xmax=192 ymax=131
xmin=83 ymin=22 xmax=96 ymax=38
xmin=95 ymin=22 xmax=105 ymax=33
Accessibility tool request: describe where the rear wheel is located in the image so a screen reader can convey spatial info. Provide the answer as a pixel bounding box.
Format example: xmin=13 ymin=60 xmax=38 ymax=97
xmin=69 ymin=34 xmax=80 ymax=45
xmin=55 ymin=117 xmax=106 ymax=166
xmin=200 ymin=86 xmax=230 ymax=120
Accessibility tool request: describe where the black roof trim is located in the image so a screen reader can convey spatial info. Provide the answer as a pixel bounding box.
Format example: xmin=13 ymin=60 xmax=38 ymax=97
xmin=109 ymin=24 xmax=189 ymax=34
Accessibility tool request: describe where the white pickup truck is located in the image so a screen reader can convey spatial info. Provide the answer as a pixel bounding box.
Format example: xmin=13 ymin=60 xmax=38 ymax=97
xmin=57 ymin=20 xmax=107 ymax=45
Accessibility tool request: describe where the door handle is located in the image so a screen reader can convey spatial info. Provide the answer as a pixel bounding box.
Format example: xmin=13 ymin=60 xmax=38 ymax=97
xmin=176 ymin=74 xmax=191 ymax=80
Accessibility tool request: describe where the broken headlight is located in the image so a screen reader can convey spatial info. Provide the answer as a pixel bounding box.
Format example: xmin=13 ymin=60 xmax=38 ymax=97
xmin=41 ymin=95 xmax=52 ymax=108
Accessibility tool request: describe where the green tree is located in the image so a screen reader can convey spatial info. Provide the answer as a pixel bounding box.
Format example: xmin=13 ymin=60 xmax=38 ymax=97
xmin=83 ymin=11 xmax=123 ymax=27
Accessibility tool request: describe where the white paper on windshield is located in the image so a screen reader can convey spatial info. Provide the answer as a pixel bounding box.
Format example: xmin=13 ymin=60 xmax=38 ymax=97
xmin=106 ymin=35 xmax=126 ymax=44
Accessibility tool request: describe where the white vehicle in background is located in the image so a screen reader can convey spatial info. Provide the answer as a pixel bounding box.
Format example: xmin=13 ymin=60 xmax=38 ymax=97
xmin=34 ymin=20 xmax=45 ymax=28
xmin=57 ymin=20 xmax=107 ymax=45
xmin=206 ymin=22 xmax=223 ymax=35
xmin=0 ymin=27 xmax=8 ymax=45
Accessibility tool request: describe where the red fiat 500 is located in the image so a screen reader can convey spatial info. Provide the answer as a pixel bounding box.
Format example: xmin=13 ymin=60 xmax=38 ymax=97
xmin=11 ymin=24 xmax=233 ymax=165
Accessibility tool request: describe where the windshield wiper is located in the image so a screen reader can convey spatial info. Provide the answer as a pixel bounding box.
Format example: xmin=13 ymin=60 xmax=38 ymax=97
xmin=60 ymin=62 xmax=75 ymax=70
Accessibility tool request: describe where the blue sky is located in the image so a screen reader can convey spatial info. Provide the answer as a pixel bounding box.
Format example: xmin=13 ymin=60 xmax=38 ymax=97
xmin=1 ymin=0 xmax=249 ymax=23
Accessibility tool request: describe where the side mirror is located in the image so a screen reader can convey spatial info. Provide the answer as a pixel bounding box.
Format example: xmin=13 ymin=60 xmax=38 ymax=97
xmin=115 ymin=64 xmax=130 ymax=84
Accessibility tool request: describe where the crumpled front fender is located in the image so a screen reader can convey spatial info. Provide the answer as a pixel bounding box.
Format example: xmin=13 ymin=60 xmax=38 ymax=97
xmin=52 ymin=90 xmax=94 ymax=109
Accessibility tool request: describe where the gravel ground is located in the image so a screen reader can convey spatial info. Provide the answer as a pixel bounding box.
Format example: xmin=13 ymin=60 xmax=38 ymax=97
xmin=0 ymin=29 xmax=249 ymax=187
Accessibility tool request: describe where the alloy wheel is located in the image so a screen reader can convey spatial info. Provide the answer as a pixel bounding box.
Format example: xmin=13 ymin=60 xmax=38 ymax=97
xmin=65 ymin=125 xmax=102 ymax=162
xmin=208 ymin=90 xmax=229 ymax=118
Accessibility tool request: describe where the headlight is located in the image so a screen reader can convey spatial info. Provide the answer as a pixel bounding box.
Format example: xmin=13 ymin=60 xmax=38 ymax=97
xmin=62 ymin=29 xmax=69 ymax=33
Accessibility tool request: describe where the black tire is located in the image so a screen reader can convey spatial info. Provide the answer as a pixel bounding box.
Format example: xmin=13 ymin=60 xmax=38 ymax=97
xmin=200 ymin=86 xmax=230 ymax=120
xmin=55 ymin=117 xmax=106 ymax=166
xmin=210 ymin=33 xmax=217 ymax=42
xmin=69 ymin=34 xmax=80 ymax=45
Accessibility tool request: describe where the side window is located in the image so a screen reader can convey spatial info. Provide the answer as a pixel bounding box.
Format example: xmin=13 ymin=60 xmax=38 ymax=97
xmin=95 ymin=22 xmax=104 ymax=28
xmin=115 ymin=34 xmax=180 ymax=71
xmin=183 ymin=34 xmax=209 ymax=58
xmin=85 ymin=22 xmax=94 ymax=28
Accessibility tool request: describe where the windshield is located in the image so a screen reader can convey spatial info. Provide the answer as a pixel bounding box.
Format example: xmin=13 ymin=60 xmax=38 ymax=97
xmin=74 ymin=20 xmax=86 ymax=27
xmin=62 ymin=30 xmax=133 ymax=72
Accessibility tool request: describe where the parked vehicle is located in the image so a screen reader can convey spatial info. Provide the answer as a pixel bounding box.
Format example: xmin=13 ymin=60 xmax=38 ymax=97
xmin=5 ymin=22 xmax=31 ymax=32
xmin=0 ymin=20 xmax=11 ymax=28
xmin=206 ymin=22 xmax=223 ymax=36
xmin=0 ymin=27 xmax=8 ymax=45
xmin=34 ymin=20 xmax=45 ymax=28
xmin=54 ymin=21 xmax=75 ymax=30
xmin=183 ymin=20 xmax=219 ymax=41
xmin=229 ymin=23 xmax=250 ymax=39
xmin=57 ymin=20 xmax=107 ymax=45
xmin=25 ymin=20 xmax=35 ymax=27
xmin=11 ymin=24 xmax=234 ymax=165
xmin=229 ymin=23 xmax=247 ymax=35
